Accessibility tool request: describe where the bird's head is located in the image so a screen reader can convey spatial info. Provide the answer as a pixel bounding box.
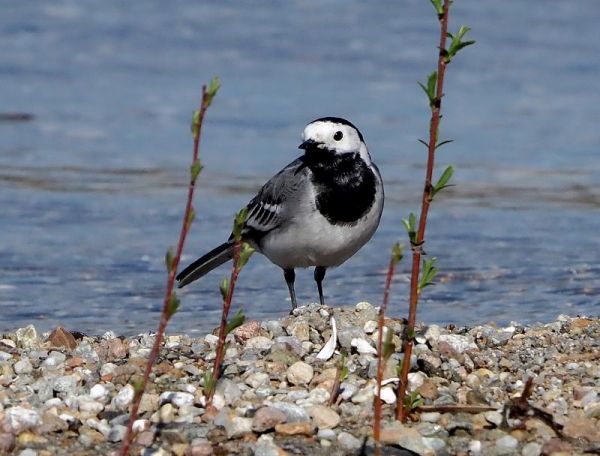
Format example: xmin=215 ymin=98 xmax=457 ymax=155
xmin=299 ymin=117 xmax=370 ymax=164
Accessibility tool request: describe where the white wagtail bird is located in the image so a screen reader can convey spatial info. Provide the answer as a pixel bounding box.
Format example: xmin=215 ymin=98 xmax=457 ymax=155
xmin=177 ymin=117 xmax=384 ymax=310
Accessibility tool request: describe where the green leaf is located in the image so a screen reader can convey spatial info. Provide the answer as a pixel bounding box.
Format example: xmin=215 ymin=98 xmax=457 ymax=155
xmin=418 ymin=71 xmax=438 ymax=108
xmin=205 ymin=76 xmax=221 ymax=106
xmin=132 ymin=378 xmax=145 ymax=396
xmin=166 ymin=292 xmax=180 ymax=319
xmin=402 ymin=212 xmax=417 ymax=244
xmin=219 ymin=277 xmax=229 ymax=300
xmin=191 ymin=110 xmax=201 ymax=139
xmin=406 ymin=326 xmax=416 ymax=341
xmin=203 ymin=371 xmax=217 ymax=395
xmin=429 ymin=0 xmax=444 ymax=15
xmin=237 ymin=243 xmax=255 ymax=270
xmin=165 ymin=247 xmax=174 ymax=273
xmin=232 ymin=207 xmax=248 ymax=241
xmin=338 ymin=353 xmax=349 ymax=382
xmin=391 ymin=242 xmax=404 ymax=265
xmin=226 ymin=308 xmax=245 ymax=334
xmin=404 ymin=391 xmax=423 ymax=410
xmin=396 ymin=359 xmax=403 ymax=377
xmin=190 ymin=159 xmax=203 ymax=181
xmin=418 ymin=258 xmax=438 ymax=293
xmin=382 ymin=327 xmax=395 ymax=360
xmin=446 ymin=26 xmax=475 ymax=63
xmin=430 ymin=165 xmax=455 ymax=201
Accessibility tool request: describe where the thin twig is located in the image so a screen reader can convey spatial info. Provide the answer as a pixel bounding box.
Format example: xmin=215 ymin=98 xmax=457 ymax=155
xmin=396 ymin=0 xmax=451 ymax=421
xmin=119 ymin=84 xmax=213 ymax=456
xmin=205 ymin=240 xmax=242 ymax=404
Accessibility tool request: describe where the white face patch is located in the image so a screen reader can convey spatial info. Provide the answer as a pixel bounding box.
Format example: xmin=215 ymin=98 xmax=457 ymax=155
xmin=302 ymin=120 xmax=369 ymax=162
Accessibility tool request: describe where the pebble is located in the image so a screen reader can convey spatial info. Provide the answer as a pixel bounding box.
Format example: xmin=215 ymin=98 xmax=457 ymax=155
xmin=308 ymin=405 xmax=340 ymax=429
xmin=0 ymin=311 xmax=597 ymax=455
xmin=337 ymin=431 xmax=362 ymax=451
xmin=251 ymin=407 xmax=287 ymax=432
xmin=287 ymin=361 xmax=314 ymax=385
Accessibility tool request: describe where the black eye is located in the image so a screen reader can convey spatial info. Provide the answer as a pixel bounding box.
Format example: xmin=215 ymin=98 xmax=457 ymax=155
xmin=333 ymin=131 xmax=343 ymax=141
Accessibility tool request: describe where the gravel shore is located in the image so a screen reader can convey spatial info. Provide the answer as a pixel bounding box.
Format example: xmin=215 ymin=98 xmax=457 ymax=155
xmin=0 ymin=302 xmax=598 ymax=455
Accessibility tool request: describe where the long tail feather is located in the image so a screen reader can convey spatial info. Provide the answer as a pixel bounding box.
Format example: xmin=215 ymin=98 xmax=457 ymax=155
xmin=176 ymin=241 xmax=234 ymax=288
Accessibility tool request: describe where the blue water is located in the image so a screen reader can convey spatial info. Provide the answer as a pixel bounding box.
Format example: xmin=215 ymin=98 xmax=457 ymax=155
xmin=1 ymin=1 xmax=598 ymax=336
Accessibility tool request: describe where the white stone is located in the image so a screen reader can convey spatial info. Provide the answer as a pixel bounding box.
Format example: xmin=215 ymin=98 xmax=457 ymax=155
xmin=438 ymin=334 xmax=477 ymax=353
xmin=89 ymin=384 xmax=109 ymax=401
xmin=14 ymin=357 xmax=33 ymax=374
xmin=351 ymin=337 xmax=377 ymax=355
xmin=363 ymin=320 xmax=378 ymax=334
xmin=112 ymin=384 xmax=135 ymax=410
xmin=407 ymin=372 xmax=426 ymax=391
xmin=245 ymin=336 xmax=274 ymax=351
xmin=78 ymin=396 xmax=104 ymax=414
xmin=159 ymin=391 xmax=194 ymax=408
xmin=5 ymin=407 xmax=42 ymax=432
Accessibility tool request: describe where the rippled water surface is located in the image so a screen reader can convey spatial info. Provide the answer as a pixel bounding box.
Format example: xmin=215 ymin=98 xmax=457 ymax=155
xmin=1 ymin=1 xmax=599 ymax=335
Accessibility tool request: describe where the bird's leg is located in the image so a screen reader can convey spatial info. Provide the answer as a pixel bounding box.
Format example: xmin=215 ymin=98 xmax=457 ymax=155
xmin=283 ymin=268 xmax=297 ymax=311
xmin=314 ymin=266 xmax=327 ymax=305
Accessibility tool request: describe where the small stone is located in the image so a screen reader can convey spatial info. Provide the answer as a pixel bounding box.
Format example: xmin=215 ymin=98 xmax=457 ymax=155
xmin=112 ymin=385 xmax=135 ymax=411
xmin=226 ymin=416 xmax=254 ymax=438
xmin=78 ymin=396 xmax=104 ymax=414
xmin=245 ymin=372 xmax=270 ymax=388
xmin=18 ymin=449 xmax=38 ymax=456
xmin=494 ymin=435 xmax=518 ymax=454
xmin=484 ymin=411 xmax=503 ymax=427
xmin=107 ymin=424 xmax=127 ymax=442
xmin=521 ymin=442 xmax=542 ymax=456
xmin=0 ymin=432 xmax=16 ymax=453
xmin=288 ymin=320 xmax=310 ymax=341
xmin=53 ymin=375 xmax=77 ymax=393
xmin=438 ymin=334 xmax=477 ymax=353
xmin=275 ymin=421 xmax=314 ymax=436
xmin=562 ymin=416 xmax=600 ymax=441
xmin=159 ymin=391 xmax=194 ymax=408
xmin=252 ymin=407 xmax=287 ymax=432
xmin=89 ymin=384 xmax=109 ymax=402
xmin=380 ymin=422 xmax=427 ymax=454
xmin=46 ymin=326 xmax=77 ymax=350
xmin=245 ymin=336 xmax=273 ymax=351
xmin=254 ymin=434 xmax=284 ymax=456
xmin=351 ymin=337 xmax=377 ymax=355
xmin=363 ymin=320 xmax=378 ymax=334
xmin=267 ymin=402 xmax=311 ymax=423
xmin=15 ymin=325 xmax=38 ymax=349
xmin=407 ymin=372 xmax=426 ymax=391
xmin=107 ymin=338 xmax=127 ymax=359
xmin=337 ymin=431 xmax=362 ymax=451
xmin=42 ymin=351 xmax=66 ymax=368
xmin=420 ymin=412 xmax=441 ymax=423
xmin=317 ymin=428 xmax=337 ymax=441
xmin=13 ymin=358 xmax=33 ymax=374
xmin=5 ymin=407 xmax=42 ymax=433
xmin=216 ymin=379 xmax=242 ymax=406
xmin=188 ymin=439 xmax=213 ymax=456
xmin=287 ymin=361 xmax=313 ymax=385
xmin=308 ymin=405 xmax=340 ymax=429
xmin=468 ymin=440 xmax=482 ymax=455
xmin=135 ymin=430 xmax=155 ymax=447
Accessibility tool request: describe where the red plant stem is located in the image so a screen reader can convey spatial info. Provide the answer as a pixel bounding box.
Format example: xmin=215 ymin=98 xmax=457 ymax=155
xmin=119 ymin=85 xmax=210 ymax=456
xmin=396 ymin=0 xmax=451 ymax=421
xmin=205 ymin=240 xmax=242 ymax=404
xmin=373 ymin=254 xmax=398 ymax=454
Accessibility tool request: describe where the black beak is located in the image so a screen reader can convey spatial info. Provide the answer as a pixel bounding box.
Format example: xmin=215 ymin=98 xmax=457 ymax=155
xmin=299 ymin=139 xmax=320 ymax=150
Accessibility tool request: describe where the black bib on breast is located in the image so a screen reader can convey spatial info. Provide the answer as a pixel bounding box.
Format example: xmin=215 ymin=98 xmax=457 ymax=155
xmin=306 ymin=152 xmax=377 ymax=226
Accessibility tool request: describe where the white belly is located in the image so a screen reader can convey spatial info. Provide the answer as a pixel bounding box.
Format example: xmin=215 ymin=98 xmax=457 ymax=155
xmin=259 ymin=184 xmax=383 ymax=269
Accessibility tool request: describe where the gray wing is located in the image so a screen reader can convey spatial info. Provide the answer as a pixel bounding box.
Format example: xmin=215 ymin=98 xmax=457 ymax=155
xmin=242 ymin=157 xmax=310 ymax=238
